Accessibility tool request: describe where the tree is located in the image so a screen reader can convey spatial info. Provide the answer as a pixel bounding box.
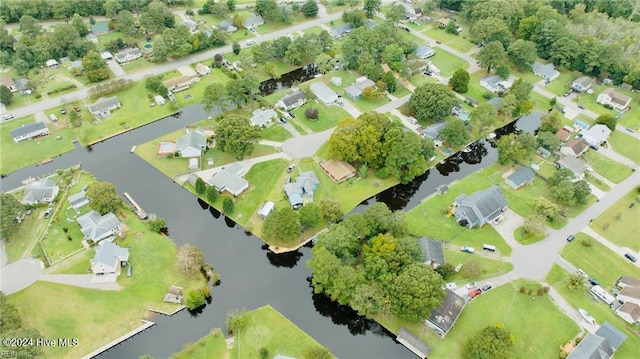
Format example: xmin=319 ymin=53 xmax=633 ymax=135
xmin=305 ymin=107 xmax=319 ymax=120
xmin=463 ymin=324 xmax=514 ymax=359
xmin=342 ymin=9 xmax=366 ymax=27
xmin=495 ymin=65 xmax=510 ymax=79
xmin=86 ymin=181 xmax=122 ymax=215
xmin=469 ymin=18 xmax=510 ymax=47
xmin=320 ymin=199 xmax=343 ymax=223
xmin=70 ymin=13 xmax=88 ymax=37
xmin=363 ymin=0 xmax=381 ymax=18
xmin=382 ymin=71 xmax=397 ymax=93
xmin=567 ymin=273 xmax=586 ymax=290
xmin=538 ymin=110 xmax=562 ymax=133
xmin=195 ymin=177 xmax=206 ymax=195
xmin=449 ymin=69 xmax=470 ymax=93
xmin=103 ymin=0 xmax=123 ymax=18
xmin=470 ymin=103 xmax=497 ymax=132
xmin=19 ymin=15 xmax=42 ymax=37
xmin=572 ymin=180 xmax=591 ymax=205
xmin=232 ymin=41 xmax=241 ymax=55
xmin=206 ymin=186 xmax=218 ymax=203
xmin=299 ymin=203 xmax=322 ymax=229
xmin=496 ymin=133 xmax=537 ymax=165
xmin=114 ymin=10 xmax=137 ymax=36
xmin=440 ymin=119 xmax=470 ymax=147
xmin=227 ymin=0 xmax=236 ymax=11
xmin=202 ymin=83 xmax=227 ymax=112
xmin=445 ymin=20 xmax=458 ymax=35
xmin=382 ymin=43 xmax=404 ymax=65
xmin=301 ymin=0 xmax=319 ymax=17
xmin=0 ymin=193 xmax=23 ymax=240
xmin=216 ymin=116 xmax=261 ymax=159
xmin=185 ymin=289 xmax=206 ymax=310
xmin=522 ymin=216 xmax=546 ymax=238
xmin=175 ymin=244 xmax=205 ymax=276
xmin=384 ymin=4 xmax=406 ymax=25
xmin=0 ymin=85 xmax=12 ymax=105
xmin=148 ymin=217 xmax=166 ymax=233
xmin=382 ymin=127 xmax=433 ymax=183
xmin=435 ymin=263 xmax=456 ymax=280
xmin=537 ymin=131 xmax=560 ymax=151
xmin=409 ymin=83 xmax=458 ymax=123
xmin=595 ymin=114 xmax=617 ymax=132
xmin=388 ymin=263 xmax=445 ymax=321
xmin=83 ymin=51 xmax=110 ymax=82
xmin=509 ymin=78 xmax=533 ymax=104
xmin=226 ymin=308 xmax=247 ymax=335
xmin=315 ymin=53 xmax=334 ymax=74
xmin=262 ymin=207 xmax=301 ymax=242
xmin=152 ymin=35 xmax=168 ymax=62
xmin=223 ymin=197 xmax=235 ymax=214
xmin=532 ymin=197 xmax=558 ymax=223
xmin=477 ymin=41 xmax=507 ymax=73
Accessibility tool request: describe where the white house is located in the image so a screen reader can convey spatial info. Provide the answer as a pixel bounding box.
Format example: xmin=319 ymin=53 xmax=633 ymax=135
xmin=243 ymin=14 xmax=264 ymax=30
xmin=249 ymin=108 xmax=277 ymax=127
xmin=480 ymin=75 xmax=512 ymax=93
xmin=45 ymin=59 xmax=58 ymax=67
xmin=532 ymin=61 xmax=559 ymax=82
xmin=90 ymin=241 xmax=129 ymax=275
xmin=571 ymin=76 xmax=592 ymax=92
xmin=88 ymin=97 xmax=121 ymax=118
xmin=196 ymin=63 xmax=211 ymax=76
xmin=21 ymin=178 xmax=59 ymax=205
xmin=10 ymin=122 xmax=50 ymax=143
xmin=579 ymin=124 xmax=611 ymax=149
xmin=163 ymin=75 xmax=193 ymax=92
xmin=257 ymin=201 xmax=275 ymax=219
xmin=114 ymin=48 xmax=142 ymax=64
xmin=415 ymin=45 xmax=435 ymax=59
xmin=176 ymin=128 xmax=207 ymax=157
xmin=310 ymin=82 xmax=338 ymax=104
xmin=209 ymin=163 xmax=249 ymax=196
xmin=596 ymin=88 xmax=631 ymax=111
xmin=277 ymin=91 xmax=307 ymax=111
xmin=77 ymin=210 xmax=123 ymax=243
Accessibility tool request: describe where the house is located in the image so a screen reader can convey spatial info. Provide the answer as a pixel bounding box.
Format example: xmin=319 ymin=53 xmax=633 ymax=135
xmin=114 ymin=48 xmax=142 ymax=64
xmin=68 ymin=60 xmax=83 ymax=71
xmin=90 ymin=22 xmax=109 ymax=35
xmin=414 ymin=8 xmax=424 ymax=17
xmin=15 ymin=78 xmax=30 ymax=94
xmin=310 ymin=82 xmax=338 ymax=104
xmin=164 ymin=285 xmax=184 ymax=303
xmin=0 ymin=76 xmax=17 ymax=92
xmin=573 ymin=120 xmax=590 ymax=131
xmin=154 ymin=95 xmax=165 ymax=105
xmin=555 ymin=127 xmax=573 ymax=142
xmin=422 ymin=121 xmax=447 ymax=146
xmin=88 ymin=96 xmax=121 ymax=118
xmin=257 ymin=201 xmax=275 ymax=219
xmin=617 ymin=286 xmax=640 ymax=306
xmin=415 ymin=44 xmax=435 ymax=59
xmin=616 ymin=302 xmax=640 ymax=324
xmin=453 ymin=186 xmax=508 ymax=228
xmin=556 ymin=155 xmax=589 ymax=181
xmin=21 ymin=178 xmax=59 ymax=205
xmin=90 ymin=241 xmax=129 ymax=275
xmin=243 ymin=14 xmax=264 ymax=30
xmin=579 ymin=124 xmax=611 ymax=149
xmin=616 ymin=275 xmax=640 ymax=289
xmin=163 ymin=75 xmax=193 ymax=92
xmin=532 ymin=61 xmax=560 ymax=82
xmin=68 ymin=190 xmax=88 ymax=210
xmin=537 ymin=147 xmax=551 ymax=158
xmin=596 ymin=88 xmax=631 ymax=111
xmin=425 ymin=289 xmax=466 ymax=338
xmin=595 ymin=322 xmax=627 ymax=352
xmin=10 ymin=122 xmax=50 ymax=143
xmin=487 ymin=97 xmax=503 ymax=110
xmin=344 ymin=76 xmax=376 ymax=100
xmin=571 ymin=76 xmax=592 ymax=92
xmin=45 ymin=59 xmax=58 ymax=68
xmin=417 ymin=237 xmax=445 ymax=269
xmin=100 ymin=51 xmax=113 ymax=60
xmin=178 ymin=20 xmax=197 ymax=33
xmin=505 ymin=167 xmax=535 ymax=190
xmin=86 ymin=33 xmax=98 ymax=43
xmin=320 ymin=160 xmax=357 ymax=183
xmin=249 ymin=108 xmax=277 ymax=127
xmin=436 ymin=18 xmax=451 ymax=28
xmin=176 ymin=128 xmax=207 ymax=157
xmin=77 ymin=210 xmax=123 ymax=243
xmin=217 ymin=21 xmax=237 ymax=33
xmin=330 ymin=23 xmax=353 ymax=38
xmin=561 ymin=137 xmax=590 ymax=157
xmin=568 ymin=322 xmax=627 ymax=359
xmin=480 ymin=75 xmax=512 ymax=93
xmin=277 ymin=91 xmax=307 ymax=111
xmin=209 ymin=164 xmax=249 ymax=197
xmin=178 ymin=65 xmax=197 ymax=78
xmin=196 ymin=63 xmax=211 ymax=76
xmin=396 ymin=328 xmax=431 ymax=359
xmin=284 ymin=170 xmax=320 ymax=209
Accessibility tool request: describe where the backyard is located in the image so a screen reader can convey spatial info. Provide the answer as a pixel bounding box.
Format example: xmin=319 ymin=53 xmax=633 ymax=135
xmin=290 ymin=101 xmax=351 ymax=132
xmin=423 ymin=27 xmax=474 ymax=53
xmin=443 ymin=248 xmax=513 ymax=283
xmin=172 ymin=328 xmax=227 ymax=359
xmin=428 ymin=47 xmax=470 ymax=78
xmin=589 ymin=189 xmax=640 ymax=251
xmin=608 ymin=131 xmax=640 ymax=164
xmin=583 ymin=150 xmax=633 ymax=184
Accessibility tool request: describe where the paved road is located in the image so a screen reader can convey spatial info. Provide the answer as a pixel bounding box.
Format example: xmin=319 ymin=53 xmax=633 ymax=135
xmin=0 ymin=258 xmax=44 ymax=294
xmin=282 ymin=128 xmax=334 ymax=159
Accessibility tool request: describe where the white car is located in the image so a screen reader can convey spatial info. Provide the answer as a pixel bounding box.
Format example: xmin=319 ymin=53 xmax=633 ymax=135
xmin=460 ymin=246 xmax=475 ymax=253
xmin=466 ymin=282 xmax=477 ymax=289
xmin=246 ymin=40 xmax=256 ymax=46
xmin=3 ymin=114 xmax=14 ymax=120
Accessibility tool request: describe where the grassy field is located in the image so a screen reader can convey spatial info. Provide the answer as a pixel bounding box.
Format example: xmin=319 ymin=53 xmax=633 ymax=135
xmin=584 ymin=172 xmax=611 ymax=192
xmin=583 ymin=150 xmax=633 ymax=183
xmin=609 ymin=131 xmax=640 ymax=164
xmin=290 ymin=101 xmax=350 ymax=132
xmin=122 ymin=58 xmax=155 ymax=73
xmin=429 ymin=47 xmax=470 ymax=78
xmin=590 ymin=189 xmax=640 ymax=251
xmin=444 ymin=248 xmax=513 ymax=282
xmin=228 ymin=305 xmax=333 ymax=359
xmin=514 ymin=226 xmax=546 ymax=245
xmin=7 ymin=207 xmax=205 ymax=359
xmin=544 ymin=71 xmax=580 ymax=96
xmin=377 ymin=279 xmax=578 ymax=359
xmin=546 ymin=265 xmax=640 ymax=359
xmin=172 ymin=328 xmax=227 ymax=359
xmin=261 ymin=124 xmax=293 ymax=142
xmin=4 ymin=206 xmax=50 ymax=263
xmin=423 ymin=27 xmax=474 ymax=53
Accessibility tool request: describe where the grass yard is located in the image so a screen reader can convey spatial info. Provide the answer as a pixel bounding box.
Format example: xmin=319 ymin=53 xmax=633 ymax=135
xmin=572 ymin=84 xmax=618 ymax=117
xmin=444 ymin=248 xmax=513 ymax=282
xmin=4 ymin=91 xmax=39 ymax=110
xmin=42 ymin=79 xmax=77 ymax=96
xmin=96 ymin=31 xmax=127 ymax=50
xmin=409 ymin=73 xmax=439 ymax=88
xmin=4 ymin=206 xmax=50 ymax=263
xmin=122 ymin=58 xmax=155 ymax=73
xmin=404 ymin=164 xmax=512 ymax=255
xmin=423 ymin=28 xmax=474 ymax=53
xmin=544 ymin=71 xmax=580 ymax=97
xmin=256 ymin=14 xmax=307 ymax=35
xmin=351 ymin=95 xmax=391 ymax=113
xmin=584 ymin=172 xmax=611 ymax=192
xmin=291 ymin=101 xmax=350 ymax=132
xmin=583 ymin=150 xmax=633 ymax=183
xmin=546 ymin=265 xmax=640 ymax=359
xmin=608 ymin=131 xmax=640 ymax=164
xmin=228 ymin=305 xmax=333 ymax=359
xmin=7 ymin=206 xmax=206 ymax=359
xmin=561 ymin=233 xmax=640 ymax=288
xmin=514 ymin=226 xmax=546 ymax=245
xmin=590 ymin=189 xmax=640 ymax=251
xmin=172 ymin=328 xmax=227 ymax=359
xmin=428 ymin=47 xmax=470 ymax=78
xmin=261 ymin=124 xmax=293 ymax=142
xmin=376 ymin=279 xmax=578 ymax=359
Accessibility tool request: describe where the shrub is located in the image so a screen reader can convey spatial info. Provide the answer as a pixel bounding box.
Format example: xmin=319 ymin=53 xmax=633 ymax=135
xmin=148 ymin=218 xmax=166 ymax=233
xmin=185 ymin=289 xmax=206 ymax=310
xmin=195 ymin=177 xmax=206 ymax=195
xmin=226 ymin=308 xmax=247 ymax=335
xmin=358 ymin=164 xmax=368 ymax=179
xmin=223 ymin=197 xmax=235 ymax=214
xmin=581 ymin=237 xmax=593 ymax=247
xmin=259 ymin=347 xmax=269 ymax=359
xmin=206 ymin=186 xmax=218 ymax=203
xmin=482 ymin=91 xmax=494 ymax=100
xmin=202 ymin=286 xmax=211 ymax=299
xmin=305 ymin=107 xmax=319 ymax=120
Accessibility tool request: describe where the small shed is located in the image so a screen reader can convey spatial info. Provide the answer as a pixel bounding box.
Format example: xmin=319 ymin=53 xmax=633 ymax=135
xmin=320 ymin=160 xmax=356 ymax=183
xmin=257 ymin=201 xmax=275 ymax=219
xmin=163 ymin=286 xmax=184 ymax=303
xmin=436 ymin=184 xmax=448 ymax=195
xmin=330 ymin=77 xmax=342 ymax=86
xmin=188 ymin=158 xmax=198 ymax=170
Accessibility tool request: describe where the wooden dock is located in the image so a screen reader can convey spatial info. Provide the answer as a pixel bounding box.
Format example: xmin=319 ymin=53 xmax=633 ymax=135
xmin=123 ymin=192 xmax=148 ymax=219
xmin=81 ymin=320 xmax=155 ymax=359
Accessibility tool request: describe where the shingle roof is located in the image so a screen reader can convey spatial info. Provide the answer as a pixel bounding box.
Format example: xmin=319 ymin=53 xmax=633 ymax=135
xmin=532 ymin=61 xmax=559 ymax=79
xmin=68 ymin=190 xmax=88 ymax=209
xmin=243 ymin=14 xmax=264 ymax=28
xmin=506 ymin=167 xmax=535 ymax=187
xmin=209 ymin=166 xmax=248 ymax=195
xmin=77 ymin=210 xmax=122 ymax=242
xmin=88 ymin=97 xmax=120 ymax=114
xmin=21 ymin=178 xmax=58 ymax=204
xmin=455 ymin=186 xmax=508 ymax=225
xmin=557 ymin=156 xmax=588 ymax=175
xmin=417 ymin=238 xmax=445 ymax=266
xmin=281 ymin=91 xmax=306 ymax=107
xmin=422 ymin=121 xmax=447 ymax=139
xmin=564 ymin=138 xmax=589 ymax=155
xmin=617 ymin=275 xmax=640 ymax=288
xmin=310 ymin=82 xmax=337 ymax=102
xmin=176 ymin=128 xmax=206 ymax=153
xmin=415 ymin=45 xmax=434 ymax=58
xmin=619 ymin=286 xmax=640 ymax=300
xmin=617 ymin=302 xmax=640 ymax=321
xmin=595 ymin=322 xmax=627 ymax=350
xmin=11 ymin=122 xmax=47 ymax=139
xmin=427 ymin=289 xmax=465 ymax=333
xmin=567 ymin=333 xmax=613 ymax=359
xmin=91 ymin=241 xmax=129 ymax=273
xmin=331 ymin=23 xmax=353 ymax=36
xmin=250 ymin=108 xmax=277 ymax=126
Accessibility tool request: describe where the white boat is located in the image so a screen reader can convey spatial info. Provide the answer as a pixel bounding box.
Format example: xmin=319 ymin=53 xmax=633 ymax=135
xmin=130 ymin=146 xmax=137 ymax=153
xmin=578 ymin=308 xmax=596 ymax=325
xmin=486 ymin=132 xmax=496 ymax=140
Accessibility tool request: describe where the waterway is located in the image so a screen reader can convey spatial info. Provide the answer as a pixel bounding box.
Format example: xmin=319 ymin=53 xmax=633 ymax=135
xmin=0 ymin=104 xmax=540 ymax=358
xmin=259 ymin=64 xmax=319 ymax=96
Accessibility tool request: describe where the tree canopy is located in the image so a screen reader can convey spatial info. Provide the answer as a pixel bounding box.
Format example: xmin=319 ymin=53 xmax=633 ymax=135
xmin=86 ymin=181 xmax=122 ymax=215
xmin=409 ymin=83 xmax=458 ymax=123
xmin=0 ymin=193 xmax=23 ymax=240
xmin=463 ymin=324 xmax=514 ymax=359
xmin=215 ymin=115 xmax=261 ymax=159
xmin=449 ymin=69 xmax=470 ymax=93
xmin=262 ymin=207 xmax=301 ymax=243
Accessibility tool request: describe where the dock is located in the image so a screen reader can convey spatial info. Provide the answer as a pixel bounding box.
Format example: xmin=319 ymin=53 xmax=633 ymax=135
xmin=123 ymin=192 xmax=148 ymax=219
xmin=81 ymin=320 xmax=155 ymax=359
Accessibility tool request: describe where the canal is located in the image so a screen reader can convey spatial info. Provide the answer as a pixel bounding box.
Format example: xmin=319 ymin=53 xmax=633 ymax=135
xmin=0 ymin=105 xmax=541 ymax=358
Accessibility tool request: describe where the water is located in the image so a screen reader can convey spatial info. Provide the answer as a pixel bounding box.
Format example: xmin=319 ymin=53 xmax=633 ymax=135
xmin=0 ymin=105 xmax=540 ymax=358
xmin=259 ymin=64 xmax=319 ymax=96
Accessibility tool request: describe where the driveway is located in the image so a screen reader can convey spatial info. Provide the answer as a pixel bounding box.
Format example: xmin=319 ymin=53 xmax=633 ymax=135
xmin=282 ymin=129 xmax=334 ymax=159
xmin=492 ymin=210 xmax=525 ymax=249
xmin=106 ymin=59 xmax=126 ymax=77
xmin=330 ymin=100 xmax=361 ymax=118
xmin=0 ymin=258 xmax=44 ymax=294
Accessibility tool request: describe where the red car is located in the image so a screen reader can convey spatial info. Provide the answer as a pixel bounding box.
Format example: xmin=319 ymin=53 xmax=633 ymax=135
xmin=468 ymin=289 xmax=482 ymax=298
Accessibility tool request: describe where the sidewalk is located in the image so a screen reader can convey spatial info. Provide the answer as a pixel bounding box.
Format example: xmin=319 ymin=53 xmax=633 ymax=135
xmin=546 ymin=285 xmax=599 ymax=334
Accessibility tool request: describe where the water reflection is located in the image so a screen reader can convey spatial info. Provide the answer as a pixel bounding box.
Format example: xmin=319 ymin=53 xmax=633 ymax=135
xmin=262 ymin=245 xmax=303 ymax=268
xmin=209 ymin=206 xmax=221 ymax=218
xmin=197 ymin=198 xmax=209 ymax=210
xmin=259 ymin=64 xmax=319 ymax=96
xmin=224 ymin=216 xmax=236 ymax=228
xmin=311 ymin=292 xmax=390 ymax=337
xmin=376 ymin=170 xmax=430 ymax=211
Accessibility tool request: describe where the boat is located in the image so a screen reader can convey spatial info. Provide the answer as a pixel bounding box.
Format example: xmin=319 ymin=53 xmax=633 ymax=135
xmin=130 ymin=146 xmax=137 ymax=154
xmin=486 ymin=132 xmax=496 ymax=140
xmin=578 ymin=308 xmax=596 ymax=325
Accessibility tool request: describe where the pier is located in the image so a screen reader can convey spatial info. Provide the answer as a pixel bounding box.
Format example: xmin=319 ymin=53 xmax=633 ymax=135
xmin=123 ymin=192 xmax=148 ymax=219
xmin=81 ymin=320 xmax=155 ymax=359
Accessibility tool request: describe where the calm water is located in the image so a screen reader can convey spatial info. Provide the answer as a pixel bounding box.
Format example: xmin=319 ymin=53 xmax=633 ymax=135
xmin=259 ymin=64 xmax=319 ymax=96
xmin=0 ymin=104 xmax=540 ymax=358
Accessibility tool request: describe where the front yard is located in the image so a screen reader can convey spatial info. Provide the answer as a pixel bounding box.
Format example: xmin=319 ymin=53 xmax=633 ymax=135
xmin=590 ymin=189 xmax=640 ymax=251
xmin=172 ymin=328 xmax=227 ymax=359
xmin=428 ymin=47 xmax=470 ymax=78
xmin=444 ymin=248 xmax=513 ymax=282
xmin=290 ymin=101 xmax=351 ymax=132
xmin=583 ymin=150 xmax=634 ymax=184
xmin=608 ymin=131 xmax=640 ymax=164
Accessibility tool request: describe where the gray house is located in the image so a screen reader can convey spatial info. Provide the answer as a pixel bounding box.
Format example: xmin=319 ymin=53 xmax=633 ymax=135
xmin=532 ymin=61 xmax=559 ymax=82
xmin=454 ymin=186 xmax=508 ymax=227
xmin=10 ymin=122 xmax=50 ymax=143
xmin=77 ymin=210 xmax=123 ymax=243
xmin=277 ymin=91 xmax=307 ymax=111
xmin=310 ymin=82 xmax=338 ymax=104
xmin=330 ymin=23 xmax=353 ymax=38
xmin=88 ymin=97 xmax=121 ymax=118
xmin=344 ymin=76 xmax=376 ymax=100
xmin=68 ymin=190 xmax=89 ymax=210
xmin=415 ymin=45 xmax=435 ymax=59
xmin=417 ymin=237 xmax=445 ymax=269
xmin=243 ymin=14 xmax=264 ymax=30
xmin=567 ymin=322 xmax=626 ymax=359
xmin=176 ymin=128 xmax=207 ymax=157
xmin=90 ymin=241 xmax=129 ymax=275
xmin=284 ymin=170 xmax=319 ymax=209
xmin=218 ymin=21 xmax=237 ymax=33
xmin=21 ymin=178 xmax=59 ymax=205
xmin=425 ymin=289 xmax=466 ymax=338
xmin=571 ymin=76 xmax=592 ymax=92
xmin=209 ymin=163 xmax=249 ymax=196
xmin=505 ymin=167 xmax=535 ymax=190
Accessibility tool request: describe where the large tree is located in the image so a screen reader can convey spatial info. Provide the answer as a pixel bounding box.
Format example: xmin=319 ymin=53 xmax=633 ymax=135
xmin=70 ymin=13 xmax=88 ymax=37
xmin=320 ymin=199 xmax=343 ymax=223
xmin=595 ymin=114 xmax=617 ymax=132
xmin=202 ymin=83 xmax=227 ymax=112
xmin=83 ymin=51 xmax=110 ymax=82
xmin=114 ymin=10 xmax=137 ymax=36
xmin=409 ymin=83 xmax=458 ymax=123
xmin=86 ymin=181 xmax=122 ymax=215
xmin=470 ymin=103 xmax=497 ymax=132
xmin=299 ymin=203 xmax=322 ymax=229
xmin=507 ymin=39 xmax=538 ymax=71
xmin=388 ymin=263 xmax=445 ymax=321
xmin=496 ymin=132 xmax=537 ymax=164
xmin=301 ymin=0 xmax=319 ymax=17
xmin=215 ymin=115 xmax=261 ymax=159
xmin=440 ymin=119 xmax=470 ymax=147
xmin=469 ymin=18 xmax=511 ymax=48
xmin=262 ymin=207 xmax=301 ymax=243
xmin=175 ymin=244 xmax=205 ymax=276
xmin=463 ymin=324 xmax=514 ymax=359
xmin=0 ymin=85 xmax=12 ymax=105
xmin=363 ymin=0 xmax=381 ymax=18
xmin=449 ymin=68 xmax=470 ymax=93
xmin=0 ymin=193 xmax=23 ymax=240
xmin=477 ymin=41 xmax=507 ymax=74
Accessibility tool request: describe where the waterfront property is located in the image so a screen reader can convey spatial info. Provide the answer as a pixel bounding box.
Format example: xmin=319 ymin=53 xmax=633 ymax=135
xmin=320 ymin=159 xmax=356 ymax=183
xmin=77 ymin=210 xmax=124 ymax=243
xmin=344 ymin=76 xmax=376 ymax=100
xmin=176 ymin=128 xmax=207 ymax=157
xmin=209 ymin=163 xmax=249 ymax=196
xmin=417 ymin=237 xmax=445 ymax=269
xmin=276 ymin=91 xmax=307 ymax=111
xmin=21 ymin=178 xmax=59 ymax=205
xmin=504 ymin=167 xmax=535 ymax=190
xmin=250 ymin=108 xmax=277 ymax=127
xmin=90 ymin=241 xmax=129 ymax=276
xmin=10 ymin=122 xmax=50 ymax=143
xmin=258 ymin=201 xmax=275 ymax=219
xmin=67 ymin=189 xmax=89 ymax=210
xmin=310 ymin=82 xmax=338 ymax=104
xmin=163 ymin=75 xmax=193 ymax=92
xmin=284 ymin=170 xmax=320 ymax=209
xmin=453 ymin=186 xmax=508 ymax=228
xmin=396 ymin=328 xmax=430 ymax=359
xmin=424 ymin=289 xmax=466 ymax=338
xmin=88 ymin=97 xmax=121 ymax=119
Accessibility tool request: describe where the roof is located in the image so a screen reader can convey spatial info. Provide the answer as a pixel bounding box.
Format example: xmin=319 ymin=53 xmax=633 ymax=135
xmin=437 ymin=18 xmax=450 ymax=26
xmin=595 ymin=322 xmax=627 ymax=350
xmin=321 ymin=160 xmax=356 ymax=182
xmin=573 ymin=120 xmax=590 ymax=130
xmin=619 ymin=286 xmax=640 ymax=300
xmin=617 ymin=302 xmax=640 ymax=321
xmin=415 ymin=45 xmax=434 ymax=58
xmin=331 ymin=23 xmax=353 ymax=36
xmin=115 ymin=48 xmax=141 ymax=59
xmin=564 ymin=138 xmax=589 ymax=155
xmin=532 ymin=61 xmax=559 ymax=79
xmin=15 ymin=78 xmax=28 ymax=91
xmin=68 ymin=190 xmax=88 ymax=209
xmin=557 ymin=156 xmax=588 ymax=175
xmin=599 ymin=88 xmax=631 ymax=107
xmin=281 ymin=91 xmax=306 ymax=107
xmin=90 ymin=22 xmax=109 ymax=33
xmin=258 ymin=201 xmax=275 ymax=217
xmin=567 ymin=333 xmax=613 ymax=359
xmin=21 ymin=178 xmax=58 ymax=204
xmin=0 ymin=75 xmax=16 ymax=88
xmin=225 ymin=163 xmax=246 ymax=177
xmin=618 ymin=275 xmax=640 ymax=288
xmin=555 ymin=128 xmax=572 ymax=141
xmin=572 ymin=76 xmax=592 ymax=88
xmin=344 ymin=84 xmax=361 ymax=98
xmin=422 ymin=121 xmax=447 ymax=139
xmin=455 ymin=186 xmax=508 ymax=225
xmin=427 ymin=289 xmax=465 ymax=333
xmin=178 ymin=20 xmax=197 ymax=31
xmin=176 ymin=128 xmax=206 ymax=152
xmin=163 ymin=75 xmax=192 ymax=88
xmin=355 ymin=76 xmax=375 ymax=90
xmin=88 ymin=97 xmax=120 ymax=114
xmin=91 ymin=241 xmax=129 ymax=272
xmin=77 ymin=210 xmax=122 ymax=242
xmin=178 ymin=65 xmax=197 ymax=77
xmin=218 ymin=21 xmax=236 ymax=31
xmin=397 ymin=328 xmax=431 ymax=358
xmin=487 ymin=96 xmax=503 ymax=110
xmin=69 ymin=60 xmax=83 ymax=70
xmin=481 ymin=75 xmax=504 ymax=89
xmin=284 ymin=170 xmax=319 ymax=204
xmin=250 ymin=108 xmax=277 ymax=126
xmin=506 ymin=167 xmax=535 ymax=187
xmin=580 ymin=124 xmax=611 ymax=146
xmin=417 ymin=238 xmax=445 ymax=266
xmin=46 ymin=59 xmax=58 ymax=66
xmin=11 ymin=122 xmax=47 ymax=139
xmin=309 ymin=82 xmax=337 ymax=102
xmin=209 ymin=166 xmax=248 ymax=195
xmin=243 ymin=14 xmax=264 ymax=27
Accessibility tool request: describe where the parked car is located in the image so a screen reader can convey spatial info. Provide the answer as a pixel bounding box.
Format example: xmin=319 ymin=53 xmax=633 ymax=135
xmin=460 ymin=246 xmax=475 ymax=253
xmin=287 ymin=164 xmax=295 ymax=173
xmin=167 ymin=91 xmax=176 ymax=101
xmin=588 ymin=278 xmax=600 ymax=286
xmin=466 ymin=282 xmax=477 ymax=289
xmin=566 ymin=234 xmax=575 ymax=242
xmin=61 ymin=108 xmax=66 ymax=114
xmin=468 ymin=289 xmax=482 ymax=298
xmin=482 ymin=283 xmax=492 ymax=291
xmin=246 ymin=40 xmax=256 ymax=45
xmin=577 ymin=268 xmax=588 ymax=278
xmin=3 ymin=114 xmax=14 ymax=120
xmin=288 ymin=111 xmax=296 ymax=118
xmin=279 ymin=117 xmax=287 ymax=124
xmin=43 ymin=208 xmax=52 ymax=218
xmin=445 ymin=282 xmax=457 ymax=291
xmin=577 ymin=105 xmax=585 ymax=110
xmin=624 ymin=253 xmax=638 ymax=263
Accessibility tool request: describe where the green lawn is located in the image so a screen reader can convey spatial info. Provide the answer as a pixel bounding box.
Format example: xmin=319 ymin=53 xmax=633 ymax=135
xmin=572 ymin=84 xmax=618 ymax=117
xmin=590 ymin=189 xmax=640 ymax=251
xmin=405 ymin=164 xmax=512 ymax=255
xmin=609 ymin=131 xmax=640 ymax=164
xmin=429 ymin=47 xmax=469 ymax=78
xmin=172 ymin=328 xmax=227 ymax=359
xmin=121 ymin=57 xmax=155 ymax=73
xmin=228 ymin=305 xmax=333 ymax=359
xmin=8 ymin=206 xmax=205 ymax=359
xmin=410 ymin=73 xmax=439 ymax=88
xmin=4 ymin=206 xmax=50 ymax=263
xmin=514 ymin=226 xmax=546 ymax=245
xmin=444 ymin=248 xmax=513 ymax=282
xmin=350 ymin=95 xmax=391 ymax=113
xmin=584 ymin=172 xmax=611 ymax=192
xmin=261 ymin=124 xmax=293 ymax=142
xmin=544 ymin=71 xmax=580 ymax=97
xmin=42 ymin=80 xmax=77 ymax=96
xmin=423 ymin=27 xmax=474 ymax=53
xmin=529 ymin=90 xmax=555 ymax=112
xmin=546 ymin=265 xmax=640 ymax=359
xmin=377 ymin=279 xmax=578 ymax=359
xmin=583 ymin=150 xmax=633 ymax=183
xmin=96 ymin=31 xmax=127 ymax=50
xmin=291 ymin=101 xmax=350 ymax=132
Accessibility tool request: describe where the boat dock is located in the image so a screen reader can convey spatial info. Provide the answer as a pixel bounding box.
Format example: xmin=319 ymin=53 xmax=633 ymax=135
xmin=123 ymin=192 xmax=148 ymax=219
xmin=81 ymin=320 xmax=155 ymax=359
